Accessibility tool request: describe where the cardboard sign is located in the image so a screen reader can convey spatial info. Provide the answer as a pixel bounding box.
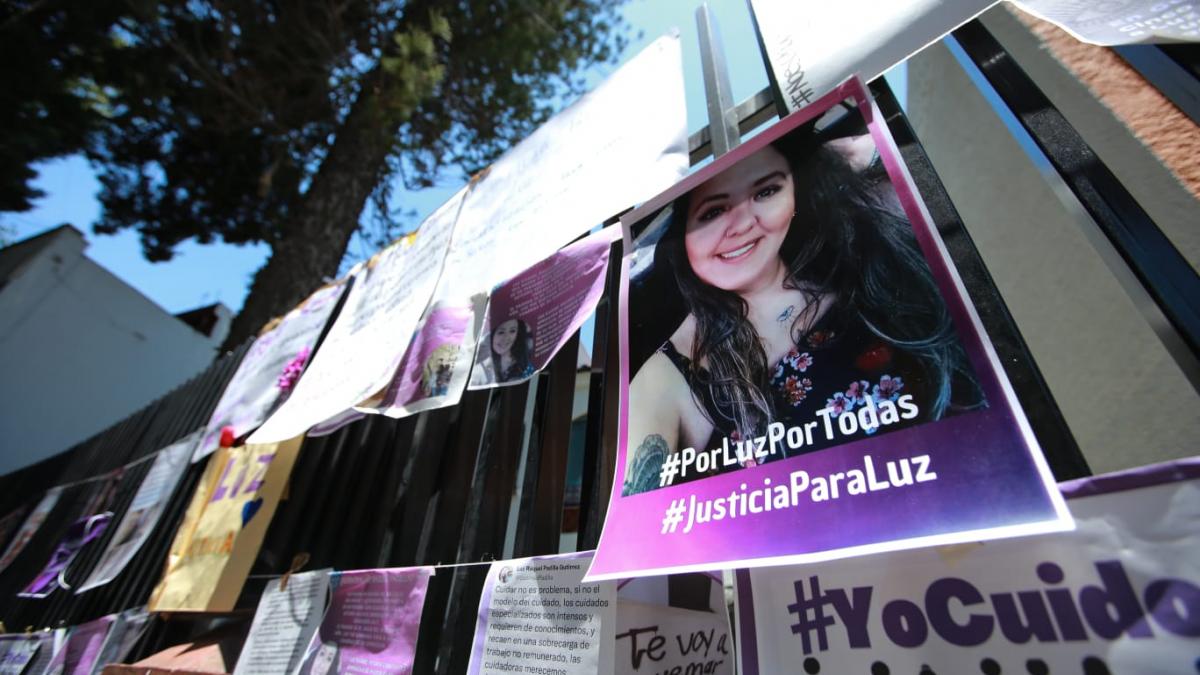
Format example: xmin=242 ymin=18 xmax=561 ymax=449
xmin=148 ymin=437 xmax=302 ymax=612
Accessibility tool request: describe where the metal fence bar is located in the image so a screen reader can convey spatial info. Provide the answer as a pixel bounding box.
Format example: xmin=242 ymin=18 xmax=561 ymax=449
xmin=953 ymin=20 xmax=1200 ymax=393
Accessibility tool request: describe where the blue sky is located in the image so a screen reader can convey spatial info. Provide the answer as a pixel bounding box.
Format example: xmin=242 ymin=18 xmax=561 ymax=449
xmin=5 ymin=0 xmax=906 ymax=316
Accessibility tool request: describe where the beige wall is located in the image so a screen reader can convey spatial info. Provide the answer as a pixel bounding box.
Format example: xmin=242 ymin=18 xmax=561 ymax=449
xmin=905 ymin=7 xmax=1200 ymax=474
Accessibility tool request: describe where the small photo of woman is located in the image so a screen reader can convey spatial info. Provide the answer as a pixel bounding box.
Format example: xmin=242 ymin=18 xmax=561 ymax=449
xmin=622 ymin=111 xmax=984 ymax=496
xmin=472 ymin=317 xmax=536 ymax=385
xmin=298 ymin=641 xmax=340 ymax=675
xmin=421 ymin=344 xmax=459 ymax=398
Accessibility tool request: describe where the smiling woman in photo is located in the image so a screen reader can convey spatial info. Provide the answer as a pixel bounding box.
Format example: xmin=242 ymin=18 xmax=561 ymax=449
xmin=623 ymin=127 xmax=983 ymax=496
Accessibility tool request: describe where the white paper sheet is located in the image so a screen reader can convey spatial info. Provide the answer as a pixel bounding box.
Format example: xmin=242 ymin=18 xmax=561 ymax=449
xmin=195 ymin=283 xmax=345 ymax=462
xmin=76 ymin=435 xmax=197 ymax=593
xmin=371 ymin=33 xmax=689 ymax=419
xmin=233 ymin=570 xmax=330 ymax=675
xmin=467 ymin=552 xmax=616 ymax=675
xmin=248 ymin=189 xmax=465 ymax=443
xmin=750 ymin=0 xmax=996 ymax=112
xmin=1012 ymin=0 xmax=1200 ymax=44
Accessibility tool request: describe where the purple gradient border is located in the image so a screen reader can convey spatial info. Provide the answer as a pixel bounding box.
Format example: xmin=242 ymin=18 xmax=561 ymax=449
xmin=585 ymin=77 xmax=1072 ymax=582
xmin=734 ymin=456 xmax=1200 ymax=675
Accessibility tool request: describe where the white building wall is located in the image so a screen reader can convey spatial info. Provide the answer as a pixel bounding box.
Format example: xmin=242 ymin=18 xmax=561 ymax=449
xmin=0 ymin=228 xmax=226 ymax=474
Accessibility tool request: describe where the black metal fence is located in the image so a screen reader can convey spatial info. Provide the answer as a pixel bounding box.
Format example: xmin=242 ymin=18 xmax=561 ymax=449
xmin=0 ymin=15 xmax=1195 ymax=675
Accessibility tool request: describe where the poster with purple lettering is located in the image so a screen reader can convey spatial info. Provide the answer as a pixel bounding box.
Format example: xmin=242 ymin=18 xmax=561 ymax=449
xmin=20 ymin=511 xmax=111 ymax=598
xmin=615 ymin=573 xmax=733 ymax=675
xmin=39 ymin=614 xmax=115 ymax=675
xmin=734 ymin=458 xmax=1200 ymax=674
xmin=77 ymin=434 xmax=196 ymax=592
xmin=466 ymin=552 xmax=615 ymax=675
xmin=148 ymin=437 xmax=302 ymax=611
xmin=295 ymin=567 xmax=432 ymax=675
xmin=468 ymin=227 xmax=617 ymax=389
xmin=585 ymin=78 xmax=1070 ymax=581
xmin=368 ymin=34 xmax=687 ymax=418
xmin=195 ymin=282 xmax=345 ymax=461
xmin=0 ymin=487 xmax=62 ymax=575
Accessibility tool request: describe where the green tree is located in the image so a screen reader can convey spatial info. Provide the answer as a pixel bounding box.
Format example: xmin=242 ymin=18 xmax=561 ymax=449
xmin=0 ymin=3 xmax=122 ymax=213
xmin=5 ymin=0 xmax=629 ymax=348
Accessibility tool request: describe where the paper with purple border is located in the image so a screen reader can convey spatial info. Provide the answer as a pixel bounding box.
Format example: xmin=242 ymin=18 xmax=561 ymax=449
xmin=734 ymin=458 xmax=1200 ymax=674
xmin=469 ymin=227 xmax=618 ymax=389
xmin=0 ymin=634 xmax=43 ymax=675
xmin=585 ymin=78 xmax=1070 ymax=581
xmin=41 ymin=614 xmax=115 ymax=675
xmin=295 ymin=567 xmax=432 ymax=675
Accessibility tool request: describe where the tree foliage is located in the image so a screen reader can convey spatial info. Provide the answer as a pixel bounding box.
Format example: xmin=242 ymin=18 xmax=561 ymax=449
xmin=0 ymin=3 xmax=123 ymax=212
xmin=4 ymin=0 xmax=630 ymax=346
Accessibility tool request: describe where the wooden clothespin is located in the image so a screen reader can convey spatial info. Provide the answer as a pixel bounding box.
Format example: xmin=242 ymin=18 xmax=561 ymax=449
xmin=469 ymin=165 xmax=492 ymax=185
xmin=279 ymin=552 xmax=310 ymax=590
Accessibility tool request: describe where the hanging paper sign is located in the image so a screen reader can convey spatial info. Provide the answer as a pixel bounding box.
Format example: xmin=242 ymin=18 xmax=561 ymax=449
xmin=467 ymin=227 xmax=618 ymax=390
xmin=248 ymin=189 xmax=465 ymax=444
xmin=0 ymin=506 xmax=29 ymax=554
xmin=39 ymin=615 xmax=116 ymax=675
xmin=148 ymin=436 xmax=302 ymax=612
xmin=615 ymin=573 xmax=734 ymax=675
xmin=295 ymin=567 xmax=432 ymax=675
xmin=369 ymin=34 xmax=688 ymax=418
xmin=0 ymin=486 xmax=63 ymax=574
xmin=20 ymin=512 xmax=111 ymax=598
xmin=734 ymin=459 xmax=1200 ymax=674
xmin=233 ymin=570 xmax=331 ymax=675
xmin=586 ymin=78 xmax=1070 ymax=581
xmin=195 ymin=282 xmax=345 ymax=461
xmin=77 ymin=436 xmax=196 ymax=593
xmin=467 ymin=551 xmax=615 ymax=675
xmin=90 ymin=608 xmax=152 ymax=675
xmin=0 ymin=634 xmax=43 ymax=675
xmin=749 ymin=0 xmax=995 ymax=112
xmin=1009 ymin=0 xmax=1200 ymax=44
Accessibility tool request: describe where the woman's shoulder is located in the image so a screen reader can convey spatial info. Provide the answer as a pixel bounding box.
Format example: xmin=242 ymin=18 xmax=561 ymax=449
xmin=633 ymin=350 xmax=688 ymax=390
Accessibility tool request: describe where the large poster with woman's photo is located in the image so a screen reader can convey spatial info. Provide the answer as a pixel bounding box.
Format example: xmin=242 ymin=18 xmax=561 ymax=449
xmin=585 ymin=78 xmax=1071 ymax=581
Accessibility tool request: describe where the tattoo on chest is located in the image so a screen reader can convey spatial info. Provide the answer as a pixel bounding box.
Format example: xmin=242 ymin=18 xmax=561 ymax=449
xmin=777 ymin=304 xmax=796 ymax=324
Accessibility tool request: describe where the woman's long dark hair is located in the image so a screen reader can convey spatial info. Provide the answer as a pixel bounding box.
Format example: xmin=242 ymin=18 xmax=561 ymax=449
xmin=655 ymin=131 xmax=979 ymax=437
xmin=491 ymin=319 xmax=533 ymax=382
